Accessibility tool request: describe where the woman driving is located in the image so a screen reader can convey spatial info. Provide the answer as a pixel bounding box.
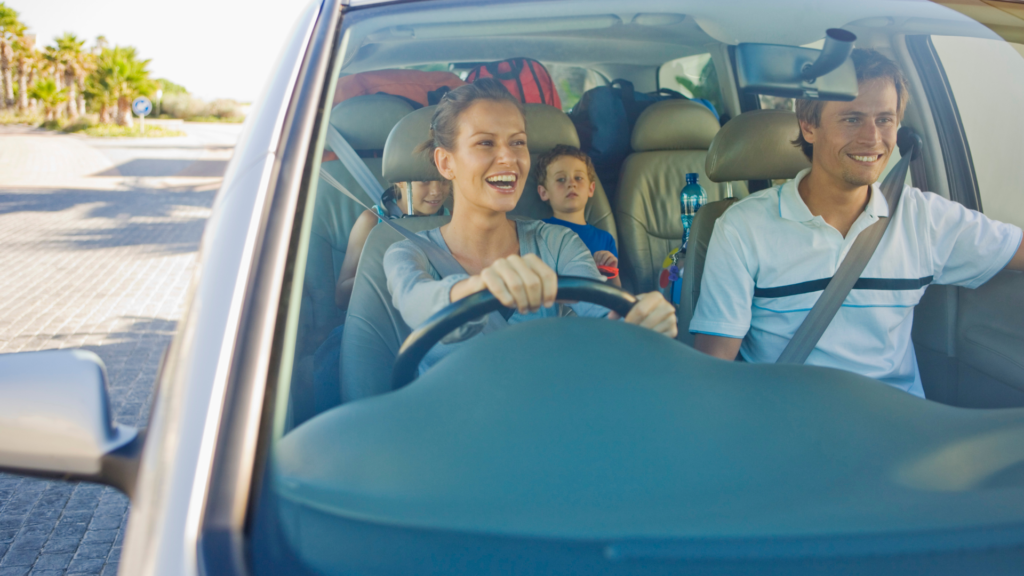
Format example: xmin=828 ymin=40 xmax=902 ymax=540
xmin=384 ymin=79 xmax=677 ymax=373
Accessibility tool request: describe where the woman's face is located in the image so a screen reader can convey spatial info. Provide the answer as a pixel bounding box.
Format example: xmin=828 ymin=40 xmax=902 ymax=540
xmin=434 ymin=99 xmax=529 ymax=215
xmin=398 ymin=180 xmax=451 ymax=216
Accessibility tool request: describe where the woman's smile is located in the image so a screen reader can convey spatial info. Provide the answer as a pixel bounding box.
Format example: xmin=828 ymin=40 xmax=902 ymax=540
xmin=485 ymin=172 xmax=519 ymax=193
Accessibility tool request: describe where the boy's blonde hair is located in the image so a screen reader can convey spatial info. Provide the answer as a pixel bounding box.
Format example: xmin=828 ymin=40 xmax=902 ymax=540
xmin=536 ymin=145 xmax=598 ymax=188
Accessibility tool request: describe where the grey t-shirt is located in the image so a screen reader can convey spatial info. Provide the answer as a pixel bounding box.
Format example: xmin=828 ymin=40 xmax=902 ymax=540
xmin=384 ymin=219 xmax=608 ymax=373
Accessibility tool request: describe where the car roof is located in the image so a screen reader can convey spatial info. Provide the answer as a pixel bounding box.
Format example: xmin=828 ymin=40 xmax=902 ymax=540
xmin=339 ymin=0 xmax=996 ymax=73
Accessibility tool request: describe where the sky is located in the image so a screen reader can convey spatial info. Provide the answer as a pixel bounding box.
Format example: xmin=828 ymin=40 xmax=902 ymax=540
xmin=10 ymin=0 xmax=314 ymax=102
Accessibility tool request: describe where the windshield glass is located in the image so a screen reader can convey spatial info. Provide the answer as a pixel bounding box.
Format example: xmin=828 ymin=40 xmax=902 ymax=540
xmin=252 ymin=1 xmax=1024 ymax=574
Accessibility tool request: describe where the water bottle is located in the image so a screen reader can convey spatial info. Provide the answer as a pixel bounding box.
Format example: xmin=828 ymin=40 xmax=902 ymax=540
xmin=680 ymin=172 xmax=708 ymax=252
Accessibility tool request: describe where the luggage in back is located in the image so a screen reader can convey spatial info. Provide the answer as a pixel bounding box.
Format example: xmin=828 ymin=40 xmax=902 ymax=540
xmin=569 ymin=79 xmax=718 ymax=201
xmin=465 ymin=57 xmax=562 ymax=108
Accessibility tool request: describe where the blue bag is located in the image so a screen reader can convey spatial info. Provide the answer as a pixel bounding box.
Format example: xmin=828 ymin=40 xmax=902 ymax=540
xmin=569 ymin=79 xmax=718 ymax=199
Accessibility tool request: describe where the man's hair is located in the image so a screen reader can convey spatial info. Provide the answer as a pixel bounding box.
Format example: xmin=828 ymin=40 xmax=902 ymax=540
xmin=793 ymin=48 xmax=910 ymax=161
xmin=535 ymin=144 xmax=598 ymax=189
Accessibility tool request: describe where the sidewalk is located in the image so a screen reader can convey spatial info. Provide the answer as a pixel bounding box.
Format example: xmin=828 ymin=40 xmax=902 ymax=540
xmin=0 ymin=124 xmax=239 ymax=576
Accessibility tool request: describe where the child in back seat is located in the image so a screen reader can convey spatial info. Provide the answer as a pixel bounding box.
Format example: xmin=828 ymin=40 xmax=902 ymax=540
xmin=536 ymin=145 xmax=621 ymax=287
xmin=335 ymin=180 xmax=451 ymax=309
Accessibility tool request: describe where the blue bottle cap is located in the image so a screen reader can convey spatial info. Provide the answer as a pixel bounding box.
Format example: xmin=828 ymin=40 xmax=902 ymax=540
xmin=685 ymin=173 xmax=699 ymax=185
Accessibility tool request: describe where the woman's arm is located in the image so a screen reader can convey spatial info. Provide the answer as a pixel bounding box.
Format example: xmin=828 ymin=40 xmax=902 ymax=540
xmin=335 ymin=210 xmax=378 ymax=309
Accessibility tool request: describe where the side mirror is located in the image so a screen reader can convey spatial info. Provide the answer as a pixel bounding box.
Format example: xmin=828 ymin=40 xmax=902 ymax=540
xmin=735 ymin=29 xmax=859 ymax=101
xmin=0 ymin=349 xmax=143 ymax=497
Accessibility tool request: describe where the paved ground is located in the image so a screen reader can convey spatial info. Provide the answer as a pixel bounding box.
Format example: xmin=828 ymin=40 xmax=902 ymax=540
xmin=0 ymin=122 xmax=242 ymax=576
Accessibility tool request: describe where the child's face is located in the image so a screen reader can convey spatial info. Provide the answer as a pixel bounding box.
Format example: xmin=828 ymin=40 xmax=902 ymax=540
xmin=400 ymin=180 xmax=451 ymax=216
xmin=537 ymin=156 xmax=595 ymax=214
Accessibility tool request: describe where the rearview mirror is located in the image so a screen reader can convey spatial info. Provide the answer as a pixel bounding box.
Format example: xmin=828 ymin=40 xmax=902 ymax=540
xmin=736 ymin=28 xmax=859 ymax=101
xmin=0 ymin=349 xmax=143 ymax=497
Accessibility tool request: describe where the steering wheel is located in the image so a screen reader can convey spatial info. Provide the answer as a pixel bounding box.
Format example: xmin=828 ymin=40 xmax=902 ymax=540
xmin=391 ymin=277 xmax=638 ymax=390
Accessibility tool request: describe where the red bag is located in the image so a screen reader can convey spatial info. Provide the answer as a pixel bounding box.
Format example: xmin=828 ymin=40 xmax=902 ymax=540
xmin=333 ymin=69 xmax=465 ymax=108
xmin=465 ymin=58 xmax=561 ymax=108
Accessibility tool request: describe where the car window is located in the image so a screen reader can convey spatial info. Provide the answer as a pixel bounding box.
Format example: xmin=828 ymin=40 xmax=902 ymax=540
xmin=658 ymin=53 xmax=724 ymax=117
xmin=931 ymin=35 xmax=1024 ymax=228
xmin=251 ymin=2 xmax=1024 ymax=574
xmin=545 ymin=64 xmax=607 ymax=111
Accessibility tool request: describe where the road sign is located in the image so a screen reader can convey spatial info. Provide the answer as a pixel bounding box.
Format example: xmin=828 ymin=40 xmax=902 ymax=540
xmin=132 ymin=97 xmax=152 ymax=117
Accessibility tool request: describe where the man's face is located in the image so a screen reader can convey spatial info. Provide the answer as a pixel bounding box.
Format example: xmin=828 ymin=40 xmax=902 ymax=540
xmin=800 ymin=77 xmax=899 ymax=190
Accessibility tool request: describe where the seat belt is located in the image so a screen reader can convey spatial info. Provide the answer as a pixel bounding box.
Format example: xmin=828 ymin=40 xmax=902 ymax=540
xmin=776 ymin=130 xmax=919 ymax=364
xmin=318 ymin=163 xmax=510 ymax=331
xmin=325 ymin=124 xmax=405 ymax=218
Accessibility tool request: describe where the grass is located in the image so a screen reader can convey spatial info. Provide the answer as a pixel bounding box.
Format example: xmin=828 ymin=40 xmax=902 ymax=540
xmin=186 ymin=115 xmax=244 ymax=123
xmin=0 ymin=110 xmax=44 ymax=125
xmin=77 ymin=123 xmax=186 ymax=138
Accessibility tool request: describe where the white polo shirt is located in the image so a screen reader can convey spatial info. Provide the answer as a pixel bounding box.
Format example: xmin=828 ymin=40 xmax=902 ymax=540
xmin=689 ymin=169 xmax=1022 ymax=397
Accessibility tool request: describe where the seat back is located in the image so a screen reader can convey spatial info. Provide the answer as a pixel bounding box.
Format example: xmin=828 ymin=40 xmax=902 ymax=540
xmin=301 ymin=94 xmax=416 ymax=357
xmin=614 ymin=99 xmax=732 ymax=294
xmin=341 ymin=215 xmax=450 ymax=402
xmin=510 ymin=104 xmax=618 ymax=244
xmin=677 ymin=110 xmax=810 ymax=344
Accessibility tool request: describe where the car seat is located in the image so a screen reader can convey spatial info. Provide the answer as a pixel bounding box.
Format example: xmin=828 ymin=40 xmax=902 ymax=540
xmin=676 ymin=109 xmax=810 ymax=345
xmin=341 ymin=103 xmax=618 ymax=403
xmin=300 ymin=94 xmax=416 ymax=357
xmin=614 ymin=99 xmax=742 ymax=294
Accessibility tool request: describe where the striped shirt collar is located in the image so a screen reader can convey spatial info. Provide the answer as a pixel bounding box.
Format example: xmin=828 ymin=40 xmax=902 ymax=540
xmin=780 ymin=168 xmax=890 ymax=223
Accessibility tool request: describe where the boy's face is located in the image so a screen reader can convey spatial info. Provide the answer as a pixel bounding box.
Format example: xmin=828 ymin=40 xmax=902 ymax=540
xmin=537 ymin=156 xmax=595 ymax=214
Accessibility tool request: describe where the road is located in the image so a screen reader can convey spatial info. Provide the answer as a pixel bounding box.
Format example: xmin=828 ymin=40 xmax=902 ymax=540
xmin=0 ymin=122 xmax=243 ymax=576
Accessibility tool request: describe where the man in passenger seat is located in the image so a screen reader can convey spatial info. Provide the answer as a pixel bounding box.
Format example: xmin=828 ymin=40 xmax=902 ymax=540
xmin=690 ymin=49 xmax=1024 ymax=397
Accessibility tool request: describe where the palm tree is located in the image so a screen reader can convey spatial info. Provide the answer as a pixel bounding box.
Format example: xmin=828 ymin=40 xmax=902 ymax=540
xmin=91 ymin=46 xmax=154 ymax=127
xmin=28 ymin=76 xmax=66 ymax=121
xmin=54 ymin=33 xmax=88 ymax=120
xmin=41 ymin=44 xmax=63 ymax=115
xmin=12 ymin=33 xmax=36 ymax=112
xmin=0 ymin=2 xmax=26 ymax=109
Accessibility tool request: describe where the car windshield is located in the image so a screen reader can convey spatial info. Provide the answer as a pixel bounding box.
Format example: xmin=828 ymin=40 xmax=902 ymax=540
xmin=250 ymin=1 xmax=1024 ymax=574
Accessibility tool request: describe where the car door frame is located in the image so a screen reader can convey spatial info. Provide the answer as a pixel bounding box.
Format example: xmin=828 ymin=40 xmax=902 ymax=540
xmin=193 ymin=0 xmax=344 ymax=574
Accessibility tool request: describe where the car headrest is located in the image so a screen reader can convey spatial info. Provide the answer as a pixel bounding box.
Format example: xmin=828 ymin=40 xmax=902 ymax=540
xmin=382 ymin=105 xmax=441 ymax=183
xmin=705 ymin=110 xmax=811 ymax=182
xmin=330 ymin=94 xmax=416 ymax=151
xmin=630 ymin=100 xmax=720 ymax=152
xmin=524 ymin=103 xmax=579 ymax=153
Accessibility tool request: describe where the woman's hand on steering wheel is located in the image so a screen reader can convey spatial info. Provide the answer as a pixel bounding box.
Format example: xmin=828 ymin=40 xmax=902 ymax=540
xmin=452 ymin=255 xmax=677 ymax=338
xmin=451 ymin=254 xmax=557 ymax=314
xmin=608 ymin=292 xmax=678 ymax=338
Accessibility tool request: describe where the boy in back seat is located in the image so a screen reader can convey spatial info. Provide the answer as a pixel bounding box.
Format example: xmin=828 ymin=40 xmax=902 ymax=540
xmin=536 ymin=145 xmax=621 ymax=287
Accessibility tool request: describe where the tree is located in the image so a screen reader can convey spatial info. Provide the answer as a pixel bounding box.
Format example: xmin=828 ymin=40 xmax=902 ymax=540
xmin=155 ymin=78 xmax=187 ymax=95
xmin=0 ymin=2 xmax=26 ymax=109
xmin=28 ymin=76 xmax=66 ymax=120
xmin=90 ymin=46 xmax=154 ymax=127
xmin=53 ymin=33 xmax=91 ymax=119
xmin=12 ymin=32 xmax=35 ymax=111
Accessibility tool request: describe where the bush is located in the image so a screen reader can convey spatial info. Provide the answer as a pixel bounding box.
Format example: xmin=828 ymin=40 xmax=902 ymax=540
xmin=159 ymin=93 xmax=245 ymax=122
xmin=62 ymin=114 xmax=100 ymax=133
xmin=0 ymin=109 xmax=45 ymax=126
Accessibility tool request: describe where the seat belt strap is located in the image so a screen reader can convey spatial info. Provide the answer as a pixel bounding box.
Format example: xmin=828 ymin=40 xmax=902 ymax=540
xmin=318 ymin=166 xmax=509 ymax=330
xmin=325 ymin=124 xmax=404 ymax=218
xmin=776 ymin=142 xmax=916 ymax=365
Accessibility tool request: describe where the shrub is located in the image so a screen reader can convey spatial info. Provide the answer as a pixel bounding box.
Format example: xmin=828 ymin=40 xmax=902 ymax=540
xmin=62 ymin=114 xmax=100 ymax=133
xmin=158 ymin=93 xmax=245 ymax=122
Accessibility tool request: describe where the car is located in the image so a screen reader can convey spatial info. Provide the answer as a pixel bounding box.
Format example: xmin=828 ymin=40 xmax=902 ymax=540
xmin=1 ymin=0 xmax=1023 ymax=574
